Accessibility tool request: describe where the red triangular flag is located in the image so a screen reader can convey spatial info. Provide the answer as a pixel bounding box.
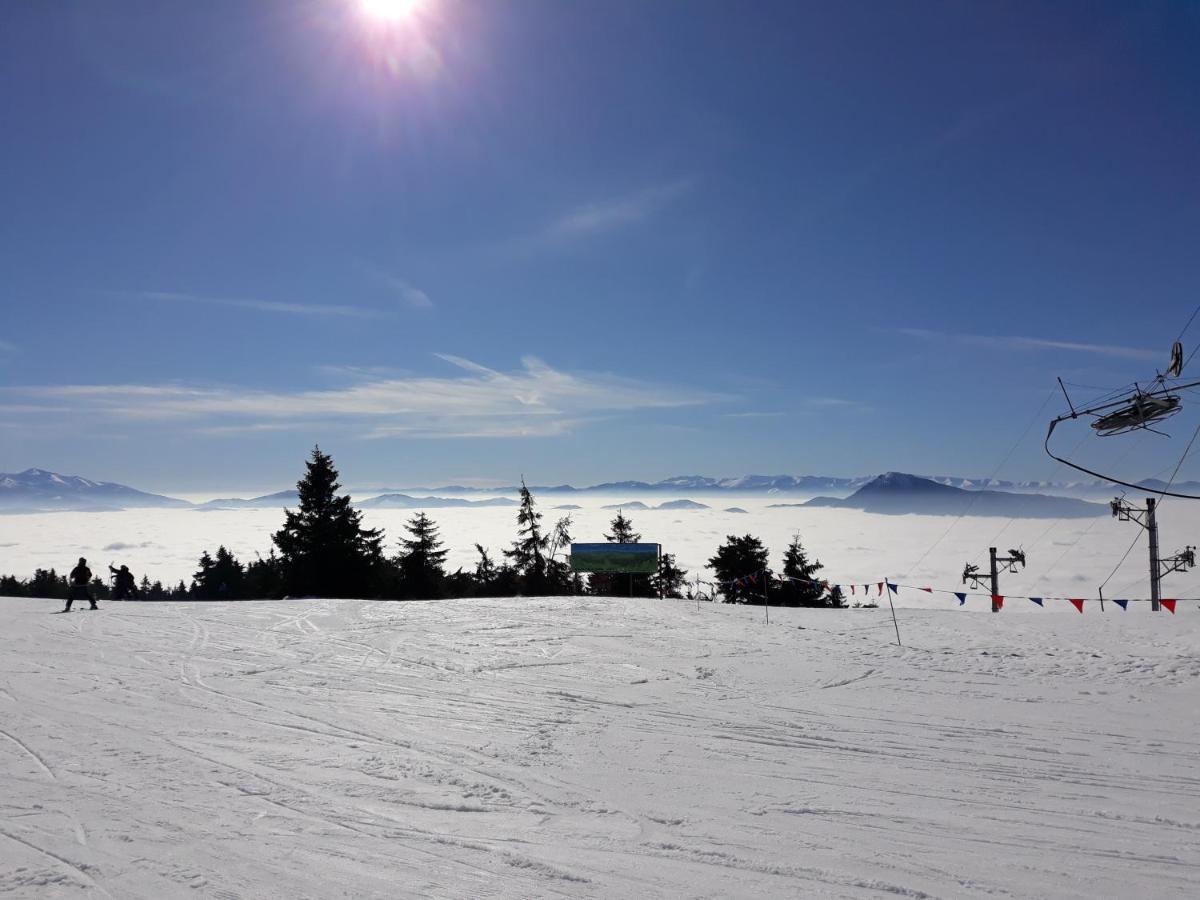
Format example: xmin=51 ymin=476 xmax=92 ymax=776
xmin=850 ymin=584 xmax=856 ymax=595
xmin=992 ymin=595 xmax=1004 ymax=610
xmin=921 ymin=587 xmax=932 ymax=593
xmin=1069 ymin=598 xmax=1084 ymax=614
xmin=1161 ymin=599 xmax=1177 ymax=614
xmin=877 ymin=582 xmax=884 ymax=595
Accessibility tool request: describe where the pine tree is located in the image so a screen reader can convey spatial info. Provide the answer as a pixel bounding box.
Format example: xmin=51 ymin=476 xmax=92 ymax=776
xmin=776 ymin=533 xmax=826 ymax=607
xmin=273 ymin=447 xmax=385 ymax=598
xmin=707 ymin=535 xmax=771 ymax=604
xmin=473 ymin=544 xmax=497 ymax=593
xmin=395 ymin=512 xmax=448 ymax=598
xmin=504 ymin=478 xmax=548 ymax=594
xmin=545 ymin=515 xmax=577 ymax=594
xmin=605 ymin=511 xmax=641 ymax=544
xmin=246 ymin=551 xmax=284 ymax=599
xmin=30 ymin=568 xmax=67 ymax=600
xmin=596 ymin=510 xmax=652 ymax=597
xmin=652 ymin=552 xmax=687 ymax=598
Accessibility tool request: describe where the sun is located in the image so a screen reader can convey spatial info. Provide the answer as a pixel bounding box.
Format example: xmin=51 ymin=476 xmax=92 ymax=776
xmin=359 ymin=0 xmax=423 ymax=22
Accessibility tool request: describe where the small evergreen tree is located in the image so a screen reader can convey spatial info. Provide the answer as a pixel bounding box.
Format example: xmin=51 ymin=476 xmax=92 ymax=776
xmin=592 ymin=510 xmax=653 ymax=596
xmin=246 ymin=551 xmax=284 ymax=599
xmin=652 ymin=552 xmax=688 ymax=598
xmin=504 ymin=478 xmax=548 ymax=594
xmin=605 ymin=511 xmax=640 ymax=544
xmin=707 ymin=535 xmax=770 ymax=604
xmin=30 ymin=568 xmax=67 ymax=600
xmin=473 ymin=544 xmax=497 ymax=593
xmin=776 ymin=533 xmax=826 ymax=607
xmin=273 ymin=446 xmax=385 ymax=597
xmin=545 ymin=515 xmax=578 ymax=594
xmin=192 ymin=546 xmax=246 ymax=599
xmin=395 ymin=512 xmax=448 ymax=599
xmin=0 ymin=574 xmax=24 ymax=597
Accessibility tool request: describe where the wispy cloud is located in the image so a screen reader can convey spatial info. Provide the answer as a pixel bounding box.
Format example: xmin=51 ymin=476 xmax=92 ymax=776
xmin=3 ymin=356 xmax=731 ymax=440
xmin=118 ymin=290 xmax=386 ymax=319
xmin=355 ymin=263 xmax=434 ymax=310
xmin=543 ymin=179 xmax=694 ymax=242
xmin=898 ymin=328 xmax=1161 ymax=362
xmin=0 ymin=339 xmax=16 ymax=355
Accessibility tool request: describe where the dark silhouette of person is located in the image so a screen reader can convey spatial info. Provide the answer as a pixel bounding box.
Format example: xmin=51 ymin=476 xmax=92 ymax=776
xmin=109 ymin=563 xmax=137 ymax=600
xmin=64 ymin=557 xmax=97 ymax=611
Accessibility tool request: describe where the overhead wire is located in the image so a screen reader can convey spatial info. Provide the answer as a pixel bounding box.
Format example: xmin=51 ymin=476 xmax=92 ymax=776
xmin=903 ymin=388 xmax=1057 ymax=579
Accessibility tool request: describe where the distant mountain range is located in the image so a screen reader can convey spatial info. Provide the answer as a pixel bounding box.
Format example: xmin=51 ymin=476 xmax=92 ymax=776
xmin=800 ymin=473 xmax=1107 ymax=518
xmin=371 ymin=473 xmax=1181 ymax=498
xmin=356 ymin=494 xmax=519 ymax=510
xmin=600 ymin=499 xmax=711 ymax=511
xmin=2 ymin=467 xmax=1187 ymax=514
xmin=0 ymin=469 xmax=189 ymax=512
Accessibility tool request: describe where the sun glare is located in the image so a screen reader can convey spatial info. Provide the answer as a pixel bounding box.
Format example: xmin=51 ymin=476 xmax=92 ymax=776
xmin=359 ymin=0 xmax=423 ymax=22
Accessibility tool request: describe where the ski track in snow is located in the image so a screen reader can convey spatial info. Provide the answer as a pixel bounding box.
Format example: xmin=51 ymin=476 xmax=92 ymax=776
xmin=0 ymin=595 xmax=1198 ymax=898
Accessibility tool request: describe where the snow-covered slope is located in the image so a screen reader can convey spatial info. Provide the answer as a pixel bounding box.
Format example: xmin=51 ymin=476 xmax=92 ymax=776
xmin=1 ymin=596 xmax=1196 ymax=898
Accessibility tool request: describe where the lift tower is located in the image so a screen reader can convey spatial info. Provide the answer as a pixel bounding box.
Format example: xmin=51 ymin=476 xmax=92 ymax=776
xmin=1111 ymin=496 xmax=1196 ymax=611
xmin=963 ymin=548 xmax=1026 ymax=613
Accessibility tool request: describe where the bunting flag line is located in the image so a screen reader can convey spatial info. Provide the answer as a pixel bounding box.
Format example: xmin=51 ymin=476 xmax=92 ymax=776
xmin=708 ymin=570 xmax=1193 ymax=612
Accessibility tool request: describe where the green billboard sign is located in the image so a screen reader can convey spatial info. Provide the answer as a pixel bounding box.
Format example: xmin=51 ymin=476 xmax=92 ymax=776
xmin=570 ymin=543 xmax=660 ymax=574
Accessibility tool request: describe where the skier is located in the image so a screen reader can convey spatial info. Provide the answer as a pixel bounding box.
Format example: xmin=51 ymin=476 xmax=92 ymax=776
xmin=64 ymin=557 xmax=98 ymax=612
xmin=108 ymin=563 xmax=137 ymax=600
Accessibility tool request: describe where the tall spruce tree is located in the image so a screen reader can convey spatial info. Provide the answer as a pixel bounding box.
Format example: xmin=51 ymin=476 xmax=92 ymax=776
xmin=652 ymin=552 xmax=688 ymax=598
xmin=776 ymin=533 xmax=826 ymax=607
xmin=707 ymin=534 xmax=771 ymax=604
xmin=273 ymin=446 xmax=385 ymax=597
xmin=395 ymin=512 xmax=448 ymax=598
xmin=504 ymin=478 xmax=548 ymax=594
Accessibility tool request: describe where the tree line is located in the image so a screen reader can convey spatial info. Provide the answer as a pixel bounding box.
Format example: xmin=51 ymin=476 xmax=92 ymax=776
xmin=2 ymin=446 xmax=848 ymax=608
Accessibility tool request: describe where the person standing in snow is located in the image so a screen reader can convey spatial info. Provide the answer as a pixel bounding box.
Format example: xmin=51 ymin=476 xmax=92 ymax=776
xmin=109 ymin=563 xmax=137 ymax=600
xmin=64 ymin=557 xmax=98 ymax=611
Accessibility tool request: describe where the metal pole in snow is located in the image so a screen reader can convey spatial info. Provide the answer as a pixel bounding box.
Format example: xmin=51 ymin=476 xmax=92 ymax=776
xmin=1148 ymin=497 xmax=1162 ymax=613
xmin=885 ymin=577 xmax=902 ymax=646
xmin=763 ymin=572 xmax=769 ymax=625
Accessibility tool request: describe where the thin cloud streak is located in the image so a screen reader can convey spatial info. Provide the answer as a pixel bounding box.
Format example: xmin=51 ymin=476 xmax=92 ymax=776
xmin=898 ymin=328 xmax=1161 ymax=361
xmin=122 ymin=290 xmax=387 ymax=319
xmin=543 ymin=179 xmax=694 ymax=242
xmin=355 ymin=263 xmax=434 ymax=310
xmin=4 ymin=356 xmax=732 ymax=440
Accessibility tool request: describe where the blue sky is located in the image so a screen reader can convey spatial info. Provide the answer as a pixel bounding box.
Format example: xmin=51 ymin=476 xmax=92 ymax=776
xmin=2 ymin=0 xmax=1199 ymax=492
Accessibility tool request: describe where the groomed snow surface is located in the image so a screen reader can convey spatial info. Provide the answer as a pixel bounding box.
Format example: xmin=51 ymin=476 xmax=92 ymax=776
xmin=1 ymin=596 xmax=1197 ymax=899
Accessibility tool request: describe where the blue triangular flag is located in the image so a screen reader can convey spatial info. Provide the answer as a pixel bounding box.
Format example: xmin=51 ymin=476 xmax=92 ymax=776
xmin=1113 ymin=598 xmax=1128 ymax=610
xmin=954 ymin=592 xmax=966 ymax=605
xmin=1030 ymin=597 xmax=1044 ymax=607
xmin=887 ymin=582 xmax=898 ymax=593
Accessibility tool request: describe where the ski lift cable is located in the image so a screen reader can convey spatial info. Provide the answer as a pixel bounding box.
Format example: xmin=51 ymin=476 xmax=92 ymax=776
xmin=904 ymin=388 xmax=1057 ymax=579
xmin=1173 ymin=301 xmax=1200 ymax=346
xmin=1097 ymin=530 xmax=1145 ymax=593
xmin=1095 ymin=418 xmax=1200 ymax=592
xmin=1025 ymin=431 xmax=1150 ymax=587
xmin=982 ymin=429 xmax=1093 ymax=552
